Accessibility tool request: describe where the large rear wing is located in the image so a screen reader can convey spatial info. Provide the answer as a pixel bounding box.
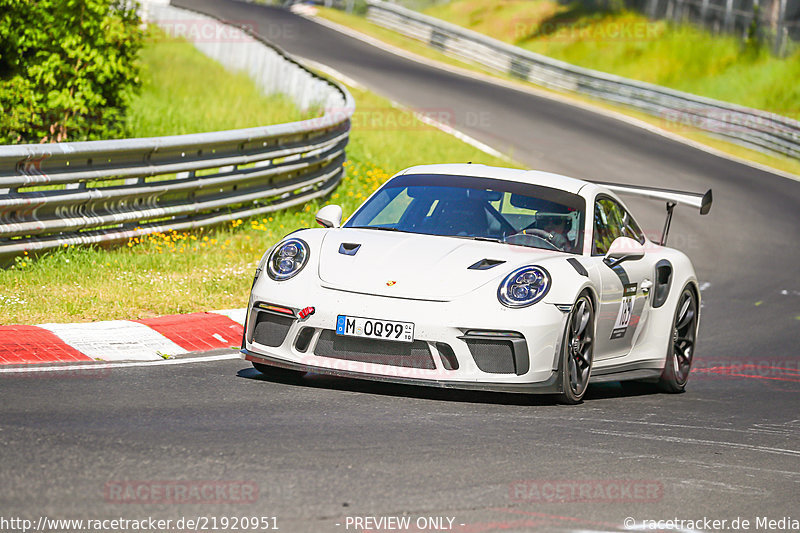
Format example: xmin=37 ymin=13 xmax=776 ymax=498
xmin=592 ymin=181 xmax=713 ymax=245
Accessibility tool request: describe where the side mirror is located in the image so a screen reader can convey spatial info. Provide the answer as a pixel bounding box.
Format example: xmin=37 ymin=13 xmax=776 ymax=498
xmin=315 ymin=204 xmax=342 ymax=228
xmin=604 ymin=237 xmax=645 ymax=268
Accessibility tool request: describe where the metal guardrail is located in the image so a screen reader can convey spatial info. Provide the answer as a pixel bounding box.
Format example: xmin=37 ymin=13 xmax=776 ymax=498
xmin=365 ymin=0 xmax=800 ymax=159
xmin=0 ymin=4 xmax=354 ymax=258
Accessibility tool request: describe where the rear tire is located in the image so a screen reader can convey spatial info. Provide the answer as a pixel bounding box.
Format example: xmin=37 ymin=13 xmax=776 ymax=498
xmin=557 ymin=293 xmax=595 ymax=404
xmin=252 ymin=362 xmax=305 ymax=380
xmin=658 ymin=286 xmax=698 ymax=393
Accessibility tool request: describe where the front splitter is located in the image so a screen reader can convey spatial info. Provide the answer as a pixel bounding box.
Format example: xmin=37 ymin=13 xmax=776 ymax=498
xmin=242 ymin=349 xmax=561 ymax=394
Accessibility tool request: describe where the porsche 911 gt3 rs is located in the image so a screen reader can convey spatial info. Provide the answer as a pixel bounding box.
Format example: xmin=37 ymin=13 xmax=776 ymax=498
xmin=242 ymin=164 xmax=711 ymax=403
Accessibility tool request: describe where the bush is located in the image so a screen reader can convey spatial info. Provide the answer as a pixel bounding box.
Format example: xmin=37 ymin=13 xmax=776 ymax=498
xmin=0 ymin=0 xmax=144 ymax=144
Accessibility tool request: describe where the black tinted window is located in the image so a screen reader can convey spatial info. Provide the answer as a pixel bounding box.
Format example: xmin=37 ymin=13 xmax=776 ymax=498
xmin=593 ymin=197 xmax=644 ymax=255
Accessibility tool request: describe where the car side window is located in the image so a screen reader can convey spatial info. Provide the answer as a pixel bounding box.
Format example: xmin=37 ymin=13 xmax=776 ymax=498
xmin=593 ymin=199 xmax=622 ymax=255
xmin=593 ymin=197 xmax=644 ymax=255
xmin=619 ymin=206 xmax=645 ymax=244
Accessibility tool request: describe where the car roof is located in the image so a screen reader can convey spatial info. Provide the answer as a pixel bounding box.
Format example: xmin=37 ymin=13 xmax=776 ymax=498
xmin=399 ymin=164 xmax=592 ymax=195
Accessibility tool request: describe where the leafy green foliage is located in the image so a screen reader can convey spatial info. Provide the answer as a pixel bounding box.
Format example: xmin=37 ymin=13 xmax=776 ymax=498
xmin=0 ymin=0 xmax=143 ymax=144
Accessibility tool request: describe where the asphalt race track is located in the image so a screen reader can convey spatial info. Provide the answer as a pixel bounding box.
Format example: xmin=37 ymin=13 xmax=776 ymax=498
xmin=2 ymin=1 xmax=799 ymax=531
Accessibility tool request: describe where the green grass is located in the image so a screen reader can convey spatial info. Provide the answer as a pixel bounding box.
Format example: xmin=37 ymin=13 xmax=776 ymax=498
xmin=125 ymin=32 xmax=317 ymax=136
xmin=0 ymin=41 xmax=512 ymax=325
xmin=314 ymin=6 xmax=800 ymax=177
xmin=423 ymin=0 xmax=800 ymax=119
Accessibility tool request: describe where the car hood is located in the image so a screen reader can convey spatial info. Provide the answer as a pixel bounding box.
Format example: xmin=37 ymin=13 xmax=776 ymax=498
xmin=317 ymin=228 xmax=561 ymax=301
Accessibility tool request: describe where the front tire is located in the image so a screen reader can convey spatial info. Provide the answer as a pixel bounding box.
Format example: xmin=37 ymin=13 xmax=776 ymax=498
xmin=658 ymin=286 xmax=698 ymax=393
xmin=557 ymin=293 xmax=595 ymax=404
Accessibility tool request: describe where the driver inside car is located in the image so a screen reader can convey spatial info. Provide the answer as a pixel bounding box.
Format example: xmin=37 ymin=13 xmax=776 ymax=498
xmin=523 ymin=213 xmax=572 ymax=251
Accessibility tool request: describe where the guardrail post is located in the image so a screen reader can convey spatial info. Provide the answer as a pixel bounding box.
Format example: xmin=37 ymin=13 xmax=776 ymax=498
xmin=647 ymin=0 xmax=661 ymax=18
xmin=724 ymin=0 xmax=735 ymax=31
xmin=773 ymin=0 xmax=787 ymax=55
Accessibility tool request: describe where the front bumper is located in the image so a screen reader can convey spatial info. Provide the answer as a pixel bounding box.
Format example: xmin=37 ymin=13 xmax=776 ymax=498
xmin=242 ymin=277 xmax=570 ymax=394
xmin=243 ymin=349 xmax=560 ymax=394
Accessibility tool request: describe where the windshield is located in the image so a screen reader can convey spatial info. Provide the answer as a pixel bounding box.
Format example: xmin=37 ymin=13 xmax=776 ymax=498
xmin=344 ymin=173 xmax=585 ymax=254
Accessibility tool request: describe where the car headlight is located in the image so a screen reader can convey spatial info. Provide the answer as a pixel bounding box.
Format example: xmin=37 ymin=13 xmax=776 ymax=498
xmin=497 ymin=266 xmax=551 ymax=308
xmin=266 ymin=238 xmax=309 ymax=281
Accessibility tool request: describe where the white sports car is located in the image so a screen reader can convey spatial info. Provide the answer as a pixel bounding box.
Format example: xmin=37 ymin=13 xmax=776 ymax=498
xmin=242 ymin=164 xmax=711 ymax=403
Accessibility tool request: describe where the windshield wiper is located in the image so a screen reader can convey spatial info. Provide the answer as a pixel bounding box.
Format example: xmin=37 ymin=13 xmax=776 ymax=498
xmin=350 ymin=226 xmax=409 ymax=233
xmin=351 ymin=228 xmax=504 ymax=243
xmin=447 ymin=235 xmax=503 ymax=243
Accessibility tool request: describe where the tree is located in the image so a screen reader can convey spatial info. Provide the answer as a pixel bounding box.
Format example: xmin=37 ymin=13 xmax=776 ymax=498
xmin=0 ymin=0 xmax=143 ymax=144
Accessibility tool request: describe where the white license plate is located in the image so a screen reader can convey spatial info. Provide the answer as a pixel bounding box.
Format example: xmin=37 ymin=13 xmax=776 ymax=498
xmin=335 ymin=315 xmax=414 ymax=343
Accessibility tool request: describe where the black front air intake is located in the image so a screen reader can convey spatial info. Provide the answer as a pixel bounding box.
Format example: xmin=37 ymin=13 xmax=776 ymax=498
xmin=314 ymin=330 xmax=435 ymax=369
xmin=251 ymin=312 xmax=294 ymax=348
xmin=294 ymin=327 xmax=315 ymax=353
xmin=465 ymin=338 xmax=517 ymax=374
xmin=436 ymin=343 xmax=459 ymax=370
xmin=460 ymin=330 xmax=529 ymax=375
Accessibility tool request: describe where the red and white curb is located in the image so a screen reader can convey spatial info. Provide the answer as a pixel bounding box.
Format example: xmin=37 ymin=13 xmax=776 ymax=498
xmin=0 ymin=309 xmax=246 ymax=365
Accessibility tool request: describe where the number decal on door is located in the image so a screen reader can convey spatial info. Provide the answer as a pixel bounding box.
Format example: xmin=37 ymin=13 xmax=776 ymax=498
xmin=611 ymin=283 xmax=637 ymax=339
